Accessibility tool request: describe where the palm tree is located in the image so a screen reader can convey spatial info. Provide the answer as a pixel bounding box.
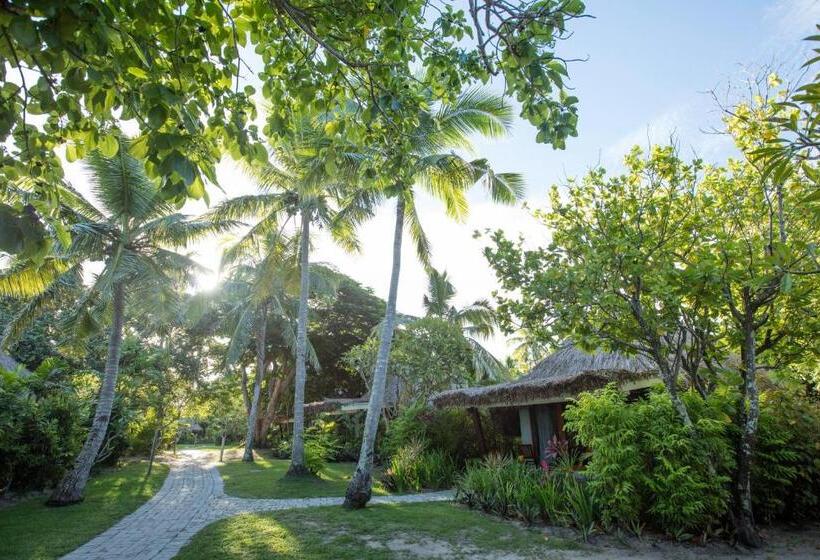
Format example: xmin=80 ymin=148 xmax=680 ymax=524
xmin=344 ymin=88 xmax=524 ymax=508
xmin=219 ymin=232 xmax=336 ymax=462
xmin=206 ymin=116 xmax=367 ymax=475
xmin=422 ymin=268 xmax=505 ymax=382
xmin=0 ymin=140 xmax=235 ymax=505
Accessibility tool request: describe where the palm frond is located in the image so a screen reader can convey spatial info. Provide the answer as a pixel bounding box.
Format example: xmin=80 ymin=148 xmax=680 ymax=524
xmin=205 ymin=193 xmax=286 ymax=222
xmin=226 ymin=305 xmax=256 ymax=366
xmin=458 ymin=300 xmax=499 ymax=339
xmin=467 ymin=337 xmax=505 ymax=383
xmin=423 ymin=268 xmax=456 ymax=316
xmin=1 ymin=265 xmax=83 ymax=348
xmin=85 ymin=139 xmax=162 ymax=220
xmin=402 ymin=194 xmax=432 ymax=269
xmin=414 ymin=153 xmax=473 ymax=220
xmin=0 ymin=258 xmax=69 ymax=298
xmin=140 ymin=214 xmax=243 ymax=247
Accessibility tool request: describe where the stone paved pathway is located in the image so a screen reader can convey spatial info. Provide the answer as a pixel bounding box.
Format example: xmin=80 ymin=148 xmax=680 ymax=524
xmin=62 ymin=450 xmax=454 ymax=560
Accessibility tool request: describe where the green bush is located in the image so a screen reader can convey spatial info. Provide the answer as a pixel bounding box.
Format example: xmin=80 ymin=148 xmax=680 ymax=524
xmin=382 ymin=403 xmax=505 ymax=463
xmin=456 ymin=453 xmax=598 ymax=536
xmin=277 ymin=417 xmax=340 ymax=475
xmin=752 ymin=387 xmax=820 ymax=523
xmin=564 ymin=384 xmax=733 ymax=537
xmin=0 ymin=364 xmax=88 ymax=492
xmin=383 ymin=439 xmax=458 ymax=492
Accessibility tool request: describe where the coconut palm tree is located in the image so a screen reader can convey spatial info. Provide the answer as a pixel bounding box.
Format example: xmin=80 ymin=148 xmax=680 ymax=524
xmin=0 ymin=139 xmax=236 ymax=505
xmin=344 ymin=88 xmax=524 ymax=508
xmin=205 ymin=115 xmax=368 ymax=475
xmin=219 ymin=232 xmax=338 ymax=462
xmin=422 ymin=268 xmax=505 ymax=382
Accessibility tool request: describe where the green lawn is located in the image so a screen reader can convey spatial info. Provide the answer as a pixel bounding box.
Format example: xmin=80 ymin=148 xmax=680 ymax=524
xmin=218 ymin=450 xmax=389 ymax=499
xmin=175 ymin=502 xmax=581 ymax=559
xmin=0 ymin=460 xmax=169 ymax=560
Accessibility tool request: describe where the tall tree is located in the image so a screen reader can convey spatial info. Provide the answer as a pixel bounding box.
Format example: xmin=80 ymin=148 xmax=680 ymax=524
xmin=484 ymin=97 xmax=818 ymax=545
xmin=0 ymin=139 xmax=234 ymax=504
xmin=206 ymin=115 xmax=367 ymax=474
xmin=219 ymin=233 xmax=334 ymax=461
xmin=344 ymin=89 xmax=524 ymax=508
xmin=422 ymin=268 xmax=505 ymax=382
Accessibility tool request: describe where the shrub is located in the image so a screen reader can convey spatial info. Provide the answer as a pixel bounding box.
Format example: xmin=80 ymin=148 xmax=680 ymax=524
xmin=383 ymin=439 xmax=458 ymax=492
xmin=456 ymin=453 xmax=599 ymax=536
xmin=276 ymin=417 xmax=340 ymax=475
xmin=382 ymin=402 xmax=507 ymax=464
xmin=564 ymin=384 xmax=733 ymax=537
xmin=752 ymin=387 xmax=820 ymax=523
xmin=0 ymin=364 xmax=88 ymax=493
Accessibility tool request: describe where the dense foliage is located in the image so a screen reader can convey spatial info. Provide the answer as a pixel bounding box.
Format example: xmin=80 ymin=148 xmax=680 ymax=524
xmin=343 ymin=318 xmax=475 ymax=410
xmin=456 ymin=453 xmax=598 ymax=540
xmin=564 ymin=385 xmax=734 ymax=537
xmin=0 ymin=1 xmax=585 ymax=263
xmin=562 ymin=383 xmax=819 ymax=537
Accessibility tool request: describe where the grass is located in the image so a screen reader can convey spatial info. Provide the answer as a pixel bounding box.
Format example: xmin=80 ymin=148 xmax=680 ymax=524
xmin=218 ymin=449 xmax=390 ymax=499
xmin=0 ymin=459 xmax=169 ymax=560
xmin=176 ymin=502 xmax=582 ymax=559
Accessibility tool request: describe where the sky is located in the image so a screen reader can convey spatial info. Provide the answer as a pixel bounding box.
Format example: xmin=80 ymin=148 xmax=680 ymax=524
xmin=63 ymin=0 xmax=820 ymax=359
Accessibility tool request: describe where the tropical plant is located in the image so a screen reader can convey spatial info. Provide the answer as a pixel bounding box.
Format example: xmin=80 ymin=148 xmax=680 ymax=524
xmin=383 ymin=439 xmax=458 ymax=493
xmin=422 ymin=268 xmax=506 ymax=382
xmin=206 ymin=114 xmax=368 ymax=474
xmin=0 ymin=139 xmax=234 ymax=504
xmin=345 ymin=88 xmax=525 ymax=508
xmin=218 ymin=232 xmax=336 ymax=462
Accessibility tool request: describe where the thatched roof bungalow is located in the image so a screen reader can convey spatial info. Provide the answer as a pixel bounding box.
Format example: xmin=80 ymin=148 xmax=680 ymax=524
xmin=430 ymin=342 xmax=659 ymax=463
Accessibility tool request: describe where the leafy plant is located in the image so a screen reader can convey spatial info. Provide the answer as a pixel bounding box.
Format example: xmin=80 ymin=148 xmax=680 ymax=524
xmin=383 ymin=439 xmax=458 ymax=493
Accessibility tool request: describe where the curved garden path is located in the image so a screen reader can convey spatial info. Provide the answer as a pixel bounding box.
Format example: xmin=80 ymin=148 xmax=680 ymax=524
xmin=61 ymin=449 xmax=453 ymax=560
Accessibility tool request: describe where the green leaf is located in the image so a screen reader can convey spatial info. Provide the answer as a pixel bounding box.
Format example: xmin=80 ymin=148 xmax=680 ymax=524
xmin=127 ymin=66 xmax=149 ymax=79
xmin=129 ymin=135 xmax=150 ymax=159
xmin=98 ymin=134 xmax=119 ymax=157
xmin=65 ymin=143 xmax=80 ymax=163
xmin=9 ymin=17 xmax=38 ymax=50
xmin=147 ymin=105 xmax=168 ymax=129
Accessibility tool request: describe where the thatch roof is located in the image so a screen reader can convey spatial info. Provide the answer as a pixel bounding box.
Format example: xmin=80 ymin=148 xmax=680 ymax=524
xmin=430 ymin=342 xmax=656 ymax=409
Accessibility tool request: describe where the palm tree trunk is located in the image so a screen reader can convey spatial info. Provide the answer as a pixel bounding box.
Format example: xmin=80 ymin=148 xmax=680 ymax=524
xmin=243 ymin=305 xmax=267 ymax=462
xmin=345 ymin=196 xmax=405 ymax=508
xmin=288 ymin=211 xmax=312 ymax=476
xmin=258 ymin=368 xmax=294 ymax=446
xmin=48 ymin=283 xmax=125 ymax=506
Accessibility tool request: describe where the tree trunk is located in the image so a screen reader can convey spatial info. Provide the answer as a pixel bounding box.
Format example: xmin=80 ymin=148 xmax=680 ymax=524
xmin=253 ymin=359 xmax=274 ymax=447
xmin=258 ymin=368 xmax=294 ymax=446
xmin=146 ymin=402 xmax=165 ymax=478
xmin=733 ymin=319 xmax=762 ymax=547
xmin=243 ymin=305 xmax=267 ymax=462
xmin=345 ymin=196 xmax=405 ymax=508
xmin=48 ymin=283 xmax=125 ymax=506
xmin=287 ymin=211 xmax=312 ymax=477
xmin=240 ymin=365 xmax=251 ymax=416
xmin=219 ymin=434 xmax=227 ymax=462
